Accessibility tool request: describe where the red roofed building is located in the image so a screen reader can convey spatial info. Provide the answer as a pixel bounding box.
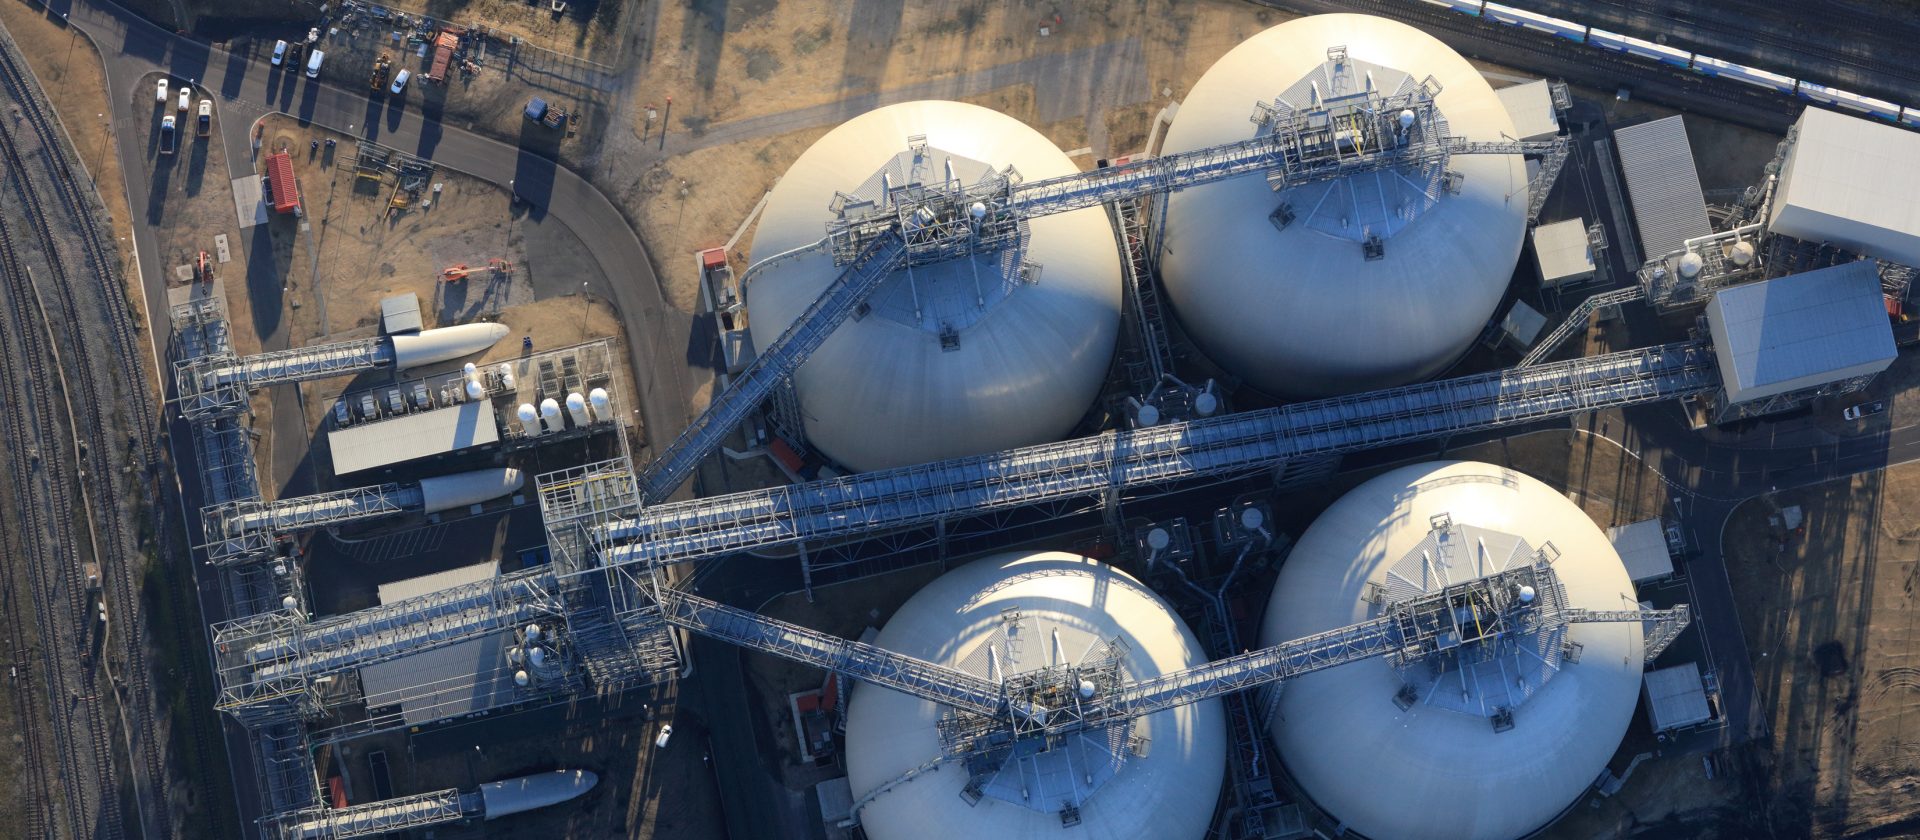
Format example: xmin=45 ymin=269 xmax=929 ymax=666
xmin=266 ymin=151 xmax=301 ymax=214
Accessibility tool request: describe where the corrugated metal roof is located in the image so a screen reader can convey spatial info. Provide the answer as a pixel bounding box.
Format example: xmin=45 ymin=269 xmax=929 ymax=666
xmin=358 ymin=632 xmax=519 ymax=727
xmin=1496 ymin=80 xmax=1559 ymax=141
xmin=266 ymin=152 xmax=300 ymax=213
xmin=1606 ymin=518 xmax=1673 ymax=583
xmin=380 ymin=293 xmax=422 ymax=335
xmin=328 ymin=401 xmax=501 ymax=475
xmin=377 ymin=560 xmax=498 ymax=605
xmin=1643 ymin=662 xmax=1712 ymax=731
xmin=1706 ymin=261 xmax=1897 ymax=404
xmin=1768 ymin=107 xmax=1920 ymax=266
xmin=1533 ymin=218 xmax=1595 ymax=285
xmin=1613 ymin=116 xmax=1712 ymax=259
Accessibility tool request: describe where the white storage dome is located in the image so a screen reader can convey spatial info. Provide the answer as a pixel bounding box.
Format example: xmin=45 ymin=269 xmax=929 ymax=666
xmin=1160 ymin=14 xmax=1528 ymax=397
xmin=846 ymin=551 xmax=1225 ymax=839
xmin=748 ymin=101 xmax=1122 ymax=471
xmin=1262 ymin=461 xmax=1642 ymax=840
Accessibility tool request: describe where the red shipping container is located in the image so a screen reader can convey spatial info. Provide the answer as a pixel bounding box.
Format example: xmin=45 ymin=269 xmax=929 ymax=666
xmin=266 ymin=152 xmax=301 ymax=214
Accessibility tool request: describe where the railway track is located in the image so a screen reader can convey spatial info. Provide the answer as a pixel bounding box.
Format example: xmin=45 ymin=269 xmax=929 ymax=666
xmin=0 ymin=27 xmax=180 ymax=840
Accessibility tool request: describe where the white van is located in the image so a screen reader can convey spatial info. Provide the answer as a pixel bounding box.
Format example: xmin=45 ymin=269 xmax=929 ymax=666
xmin=305 ymin=50 xmax=325 ymax=79
xmin=388 ymin=69 xmax=411 ymax=95
xmin=271 ymin=40 xmax=287 ymax=66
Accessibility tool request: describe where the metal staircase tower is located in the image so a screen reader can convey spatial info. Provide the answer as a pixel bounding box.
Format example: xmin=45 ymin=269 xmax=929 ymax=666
xmin=1518 ymin=286 xmax=1647 ymax=367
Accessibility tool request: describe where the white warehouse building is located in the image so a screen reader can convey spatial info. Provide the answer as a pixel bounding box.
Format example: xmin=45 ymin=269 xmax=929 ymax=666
xmin=747 ymin=101 xmax=1123 ymax=472
xmin=1262 ymin=461 xmax=1644 ymax=840
xmin=1159 ymin=14 xmax=1531 ymax=397
xmin=845 ymin=552 xmax=1225 ymax=839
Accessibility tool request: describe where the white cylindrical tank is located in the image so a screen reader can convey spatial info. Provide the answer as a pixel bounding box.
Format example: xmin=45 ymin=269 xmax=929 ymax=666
xmin=1730 ymin=240 xmax=1756 ymax=267
xmin=1261 ymin=462 xmax=1643 ymax=840
xmin=565 ymin=392 xmax=591 ymax=426
xmin=388 ymin=322 xmax=511 ymax=369
xmin=477 ymin=770 xmax=598 ymax=821
xmin=513 ymin=670 xmax=530 ymax=687
xmin=539 ymin=398 xmax=561 ymax=433
xmin=846 ymin=552 xmax=1224 ymax=839
xmin=1678 ymin=251 xmax=1705 ymax=278
xmin=748 ymin=101 xmax=1122 ymax=472
xmin=416 ymin=468 xmax=524 ymax=514
xmin=516 ymin=403 xmax=540 ymax=435
xmin=588 ymin=387 xmax=610 ymax=422
xmin=1159 ymin=15 xmax=1529 ymax=397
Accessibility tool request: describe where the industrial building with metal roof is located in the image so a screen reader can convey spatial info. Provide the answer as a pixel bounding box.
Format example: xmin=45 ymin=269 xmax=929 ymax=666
xmin=1705 ymin=260 xmax=1897 ymax=405
xmin=1614 ymin=115 xmax=1713 ymax=261
xmin=1768 ymin=106 xmax=1920 ymax=267
xmin=327 ymin=400 xmax=501 ymax=475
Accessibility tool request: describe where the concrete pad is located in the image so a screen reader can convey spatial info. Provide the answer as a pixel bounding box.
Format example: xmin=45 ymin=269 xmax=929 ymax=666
xmin=231 ymin=175 xmax=267 ymax=227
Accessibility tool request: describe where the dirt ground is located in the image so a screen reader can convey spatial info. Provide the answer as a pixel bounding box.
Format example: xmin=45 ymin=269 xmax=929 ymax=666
xmin=602 ymin=0 xmax=1287 ymax=325
xmin=1722 ymin=463 xmax=1920 ymax=837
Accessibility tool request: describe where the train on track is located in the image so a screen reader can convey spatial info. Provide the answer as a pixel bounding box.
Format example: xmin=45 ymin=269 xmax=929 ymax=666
xmin=1421 ymin=0 xmax=1920 ymax=128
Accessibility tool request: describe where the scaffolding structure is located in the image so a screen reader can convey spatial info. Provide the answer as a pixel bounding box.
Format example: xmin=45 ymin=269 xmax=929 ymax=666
xmin=211 ymin=341 xmax=1716 ymax=721
xmin=269 ymin=788 xmax=471 ymax=840
xmin=174 ymin=324 xmax=394 ymax=422
xmin=203 ymin=483 xmax=422 ymax=566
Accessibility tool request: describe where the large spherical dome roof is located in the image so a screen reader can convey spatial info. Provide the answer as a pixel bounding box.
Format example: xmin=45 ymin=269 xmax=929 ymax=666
xmin=846 ymin=551 xmax=1225 ymax=839
xmin=1262 ymin=462 xmax=1642 ymax=840
xmin=749 ymin=101 xmax=1122 ymax=472
xmin=1160 ymin=14 xmax=1528 ymax=398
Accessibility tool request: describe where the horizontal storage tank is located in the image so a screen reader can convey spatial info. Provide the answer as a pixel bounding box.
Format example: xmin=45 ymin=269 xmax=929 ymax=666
xmin=478 ymin=769 xmax=598 ymax=820
xmin=845 ymin=551 xmax=1224 ymax=839
xmin=416 ymin=467 xmax=523 ymax=514
xmin=1262 ymin=461 xmax=1642 ymax=840
xmin=1160 ymin=14 xmax=1528 ymax=397
xmin=748 ymin=101 xmax=1122 ymax=472
xmin=390 ymin=322 xmax=511 ymax=370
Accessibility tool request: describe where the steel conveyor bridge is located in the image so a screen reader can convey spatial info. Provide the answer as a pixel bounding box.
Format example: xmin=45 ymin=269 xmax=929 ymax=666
xmin=201 ymin=483 xmax=427 ymax=566
xmin=175 ymin=335 xmax=394 ymax=421
xmin=212 ymin=339 xmax=1714 ymax=716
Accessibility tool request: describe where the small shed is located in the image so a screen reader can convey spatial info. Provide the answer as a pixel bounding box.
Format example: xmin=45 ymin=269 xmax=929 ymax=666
xmin=1644 ymin=662 xmax=1714 ymax=733
xmin=1498 ymin=300 xmax=1547 ymax=352
xmin=1607 ymin=518 xmax=1674 ymax=584
xmin=1533 ymin=218 xmax=1596 ymax=287
xmin=1496 ymin=80 xmax=1560 ymax=141
xmin=380 ymin=292 xmax=423 ymax=335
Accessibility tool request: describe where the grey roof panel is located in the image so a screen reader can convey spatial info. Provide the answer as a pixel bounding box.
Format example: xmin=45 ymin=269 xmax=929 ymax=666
xmin=328 ymin=401 xmax=501 ymax=475
xmin=1705 ymin=261 xmax=1896 ymax=404
xmin=1614 ymin=116 xmax=1713 ymax=259
xmin=358 ymin=632 xmax=518 ymax=727
xmin=1606 ymin=518 xmax=1673 ymax=583
xmin=1644 ymin=662 xmax=1712 ymax=731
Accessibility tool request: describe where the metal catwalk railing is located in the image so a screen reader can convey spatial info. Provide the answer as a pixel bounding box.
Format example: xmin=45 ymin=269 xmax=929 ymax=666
xmin=607 ymin=341 xmax=1716 ymax=569
xmin=1517 ymin=286 xmax=1647 ymax=367
xmin=203 ymin=484 xmax=424 ymax=566
xmin=1568 ymin=605 xmax=1692 ymax=661
xmin=1108 ymin=195 xmax=1172 ymax=391
xmin=176 ymin=334 xmax=393 ymax=420
xmin=659 ymin=589 xmax=1004 ymax=717
xmin=638 ymin=234 xmax=907 ymax=504
xmin=212 ymin=342 xmax=1715 ymax=714
xmin=272 ymin=789 xmax=470 ymax=840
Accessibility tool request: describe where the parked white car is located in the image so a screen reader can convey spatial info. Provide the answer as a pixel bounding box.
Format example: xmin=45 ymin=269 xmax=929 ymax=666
xmin=155 ymin=77 xmax=168 ymax=103
xmin=271 ymin=40 xmax=287 ymax=66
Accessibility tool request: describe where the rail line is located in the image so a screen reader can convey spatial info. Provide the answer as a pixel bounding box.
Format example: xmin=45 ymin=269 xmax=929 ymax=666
xmin=0 ymin=28 xmax=179 ymax=840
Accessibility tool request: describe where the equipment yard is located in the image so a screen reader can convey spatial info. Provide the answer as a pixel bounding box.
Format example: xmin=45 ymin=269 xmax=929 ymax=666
xmin=8 ymin=0 xmax=1920 ymax=839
